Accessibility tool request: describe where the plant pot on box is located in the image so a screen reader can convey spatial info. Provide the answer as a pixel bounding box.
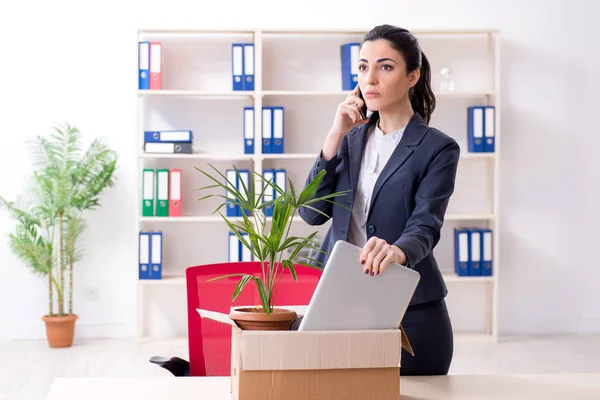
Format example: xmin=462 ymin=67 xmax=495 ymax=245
xmin=43 ymin=314 xmax=79 ymax=348
xmin=195 ymin=165 xmax=350 ymax=331
xmin=229 ymin=306 xmax=297 ymax=331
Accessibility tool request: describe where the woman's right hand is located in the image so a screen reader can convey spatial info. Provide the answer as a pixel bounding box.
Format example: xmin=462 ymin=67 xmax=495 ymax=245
xmin=320 ymin=86 xmax=370 ymax=161
xmin=329 ymin=85 xmax=370 ymax=137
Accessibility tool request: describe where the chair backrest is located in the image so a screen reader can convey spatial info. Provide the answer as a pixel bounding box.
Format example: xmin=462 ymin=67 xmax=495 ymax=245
xmin=185 ymin=261 xmax=321 ymax=376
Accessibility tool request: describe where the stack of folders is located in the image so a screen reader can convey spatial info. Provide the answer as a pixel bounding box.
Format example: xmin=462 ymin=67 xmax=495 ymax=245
xmin=228 ymin=231 xmax=253 ymax=262
xmin=341 ymin=43 xmax=360 ymax=90
xmin=142 ymin=168 xmax=182 ymax=217
xmin=138 ymin=41 xmax=162 ymax=90
xmin=454 ymin=228 xmax=493 ymax=277
xmin=232 ymin=43 xmax=255 ymax=91
xmin=138 ymin=231 xmax=163 ymax=279
xmin=242 ymin=107 xmax=284 ymax=154
xmin=143 ymin=130 xmax=193 ymax=154
xmin=467 ymin=106 xmax=495 ymax=152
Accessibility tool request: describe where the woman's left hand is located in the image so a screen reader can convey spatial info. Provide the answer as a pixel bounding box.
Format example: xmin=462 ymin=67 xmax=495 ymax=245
xmin=360 ymin=237 xmax=407 ymax=276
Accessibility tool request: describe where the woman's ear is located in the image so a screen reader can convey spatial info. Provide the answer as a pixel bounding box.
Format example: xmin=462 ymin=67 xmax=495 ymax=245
xmin=408 ymin=69 xmax=421 ymax=88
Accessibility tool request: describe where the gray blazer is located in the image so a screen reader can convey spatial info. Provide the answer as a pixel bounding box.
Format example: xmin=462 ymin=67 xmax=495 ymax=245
xmin=299 ymin=112 xmax=461 ymax=306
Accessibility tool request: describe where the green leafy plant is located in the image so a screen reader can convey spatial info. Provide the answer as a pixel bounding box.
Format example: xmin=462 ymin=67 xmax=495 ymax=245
xmin=0 ymin=123 xmax=117 ymax=318
xmin=195 ymin=165 xmax=350 ymax=316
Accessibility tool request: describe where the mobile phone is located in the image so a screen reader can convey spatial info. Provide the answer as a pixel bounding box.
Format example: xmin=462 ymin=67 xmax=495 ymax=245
xmin=356 ymin=85 xmax=367 ymax=120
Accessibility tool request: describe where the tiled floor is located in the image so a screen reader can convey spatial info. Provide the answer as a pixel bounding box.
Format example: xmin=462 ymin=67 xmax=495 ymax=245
xmin=2 ymin=334 xmax=600 ymax=399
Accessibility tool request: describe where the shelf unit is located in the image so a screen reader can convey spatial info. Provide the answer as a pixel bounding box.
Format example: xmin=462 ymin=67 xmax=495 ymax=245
xmin=139 ymin=151 xmax=495 ymax=162
xmin=135 ymin=28 xmax=501 ymax=342
xmin=138 ymin=213 xmax=495 ymax=224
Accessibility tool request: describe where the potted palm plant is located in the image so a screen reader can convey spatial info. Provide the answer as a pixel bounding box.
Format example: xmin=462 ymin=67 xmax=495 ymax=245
xmin=195 ymin=165 xmax=349 ymax=331
xmin=0 ymin=123 xmax=117 ymax=347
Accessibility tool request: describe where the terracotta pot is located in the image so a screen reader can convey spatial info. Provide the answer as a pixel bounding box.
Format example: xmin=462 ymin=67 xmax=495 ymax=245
xmin=42 ymin=314 xmax=78 ymax=348
xmin=229 ymin=306 xmax=297 ymax=331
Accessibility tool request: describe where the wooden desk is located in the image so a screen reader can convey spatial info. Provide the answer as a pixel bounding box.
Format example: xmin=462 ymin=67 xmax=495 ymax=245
xmin=46 ymin=374 xmax=600 ymax=400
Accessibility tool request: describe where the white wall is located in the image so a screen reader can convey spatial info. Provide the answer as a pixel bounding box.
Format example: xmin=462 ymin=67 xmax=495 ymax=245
xmin=0 ymin=0 xmax=598 ymax=339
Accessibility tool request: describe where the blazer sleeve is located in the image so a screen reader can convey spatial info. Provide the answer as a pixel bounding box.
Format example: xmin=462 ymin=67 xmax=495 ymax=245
xmin=393 ymin=139 xmax=461 ymax=268
xmin=298 ymin=143 xmax=344 ymax=226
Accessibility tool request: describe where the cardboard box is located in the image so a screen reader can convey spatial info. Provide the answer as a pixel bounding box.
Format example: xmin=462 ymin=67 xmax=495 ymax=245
xmin=198 ymin=308 xmax=414 ymax=400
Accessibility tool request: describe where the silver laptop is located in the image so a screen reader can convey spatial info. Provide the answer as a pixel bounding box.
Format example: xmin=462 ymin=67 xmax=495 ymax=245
xmin=298 ymin=240 xmax=420 ymax=331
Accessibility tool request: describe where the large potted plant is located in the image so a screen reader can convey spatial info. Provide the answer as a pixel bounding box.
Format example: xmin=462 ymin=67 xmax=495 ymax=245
xmin=195 ymin=165 xmax=349 ymax=331
xmin=0 ymin=123 xmax=117 ymax=347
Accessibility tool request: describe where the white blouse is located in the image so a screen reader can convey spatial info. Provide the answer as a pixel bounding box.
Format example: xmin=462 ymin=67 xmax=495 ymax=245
xmin=347 ymin=122 xmax=405 ymax=248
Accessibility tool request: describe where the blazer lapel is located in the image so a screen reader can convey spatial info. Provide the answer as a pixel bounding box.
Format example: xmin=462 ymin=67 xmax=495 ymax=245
xmin=367 ymin=113 xmax=429 ymax=219
xmin=347 ymin=123 xmax=369 ymax=192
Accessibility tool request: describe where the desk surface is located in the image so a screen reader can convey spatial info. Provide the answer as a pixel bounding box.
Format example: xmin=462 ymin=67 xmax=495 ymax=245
xmin=46 ymin=374 xmax=600 ymax=400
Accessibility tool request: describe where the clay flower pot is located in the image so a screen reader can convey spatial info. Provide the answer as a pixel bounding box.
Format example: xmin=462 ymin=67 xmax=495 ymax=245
xmin=42 ymin=314 xmax=78 ymax=348
xmin=229 ymin=306 xmax=297 ymax=331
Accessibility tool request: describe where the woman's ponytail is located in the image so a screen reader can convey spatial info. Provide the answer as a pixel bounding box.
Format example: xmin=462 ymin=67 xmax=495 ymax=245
xmin=409 ymin=50 xmax=436 ymax=124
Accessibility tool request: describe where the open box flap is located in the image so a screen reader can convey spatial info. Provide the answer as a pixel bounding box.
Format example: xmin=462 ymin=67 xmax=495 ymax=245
xmin=197 ymin=309 xmax=237 ymax=326
xmin=399 ymin=325 xmax=414 ymax=356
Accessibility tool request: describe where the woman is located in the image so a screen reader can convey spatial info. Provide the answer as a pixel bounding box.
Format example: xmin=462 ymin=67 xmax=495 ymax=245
xmin=299 ymin=24 xmax=460 ymax=375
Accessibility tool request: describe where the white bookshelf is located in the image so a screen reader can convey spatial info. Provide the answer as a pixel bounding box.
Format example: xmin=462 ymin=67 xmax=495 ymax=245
xmin=138 ymin=152 xmax=494 ymax=161
xmin=136 ymin=90 xmax=255 ymax=97
xmin=138 ymin=213 xmax=494 ymax=224
xmin=135 ymin=28 xmax=501 ymax=342
xmin=138 ymin=152 xmax=254 ymax=160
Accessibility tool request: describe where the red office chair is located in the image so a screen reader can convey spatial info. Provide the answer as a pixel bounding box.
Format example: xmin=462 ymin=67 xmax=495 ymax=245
xmin=185 ymin=262 xmax=322 ymax=376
